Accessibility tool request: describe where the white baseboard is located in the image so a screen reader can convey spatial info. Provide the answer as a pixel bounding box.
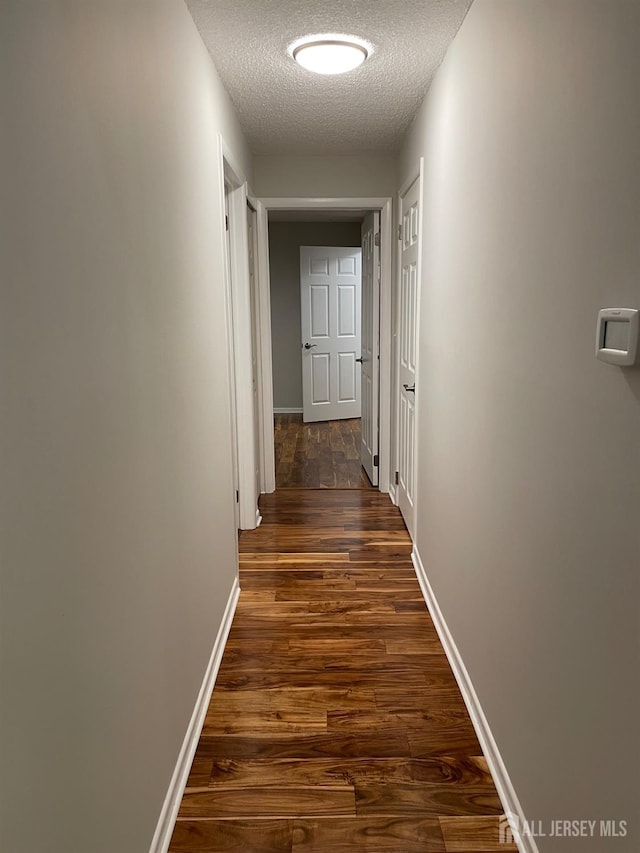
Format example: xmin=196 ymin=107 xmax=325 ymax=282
xmin=388 ymin=482 xmax=397 ymax=505
xmin=148 ymin=576 xmax=240 ymax=853
xmin=273 ymin=407 xmax=303 ymax=414
xmin=411 ymin=548 xmax=538 ymax=853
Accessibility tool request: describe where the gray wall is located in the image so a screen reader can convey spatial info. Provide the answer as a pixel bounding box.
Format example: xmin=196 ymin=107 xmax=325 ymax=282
xmin=255 ymin=154 xmax=396 ymax=197
xmin=399 ymin=0 xmax=640 ymax=849
xmin=269 ymin=222 xmax=362 ymax=410
xmin=0 ymin=2 xmax=251 ymax=851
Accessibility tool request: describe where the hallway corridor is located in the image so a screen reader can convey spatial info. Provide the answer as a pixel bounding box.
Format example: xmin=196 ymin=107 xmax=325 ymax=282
xmin=169 ymin=490 xmax=511 ymax=852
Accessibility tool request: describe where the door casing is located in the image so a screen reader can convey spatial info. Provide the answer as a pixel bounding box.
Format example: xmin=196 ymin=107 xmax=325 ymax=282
xmin=360 ymin=212 xmax=380 ymax=487
xmin=246 ymin=200 xmax=262 ymax=505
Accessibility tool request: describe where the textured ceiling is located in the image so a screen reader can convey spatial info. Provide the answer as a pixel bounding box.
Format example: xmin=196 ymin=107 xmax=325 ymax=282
xmin=185 ymin=0 xmax=473 ymax=154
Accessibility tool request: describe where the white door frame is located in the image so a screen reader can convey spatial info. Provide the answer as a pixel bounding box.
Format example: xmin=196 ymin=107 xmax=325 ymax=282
xmin=218 ymin=135 xmax=260 ymax=529
xmin=256 ymin=196 xmax=393 ymax=493
xmin=392 ymin=160 xmax=425 ymax=537
xmin=248 ymin=195 xmax=275 ymax=495
xmin=246 ymin=198 xmax=263 ymax=504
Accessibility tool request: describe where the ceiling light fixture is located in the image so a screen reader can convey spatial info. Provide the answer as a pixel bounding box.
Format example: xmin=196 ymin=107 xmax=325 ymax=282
xmin=291 ymin=35 xmax=369 ymax=75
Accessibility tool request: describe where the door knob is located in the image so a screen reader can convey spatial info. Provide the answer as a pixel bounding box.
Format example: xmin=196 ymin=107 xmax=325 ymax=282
xmin=356 ymin=357 xmax=365 ymax=363
xmin=304 ymin=342 xmax=318 ymax=349
xmin=403 ymin=383 xmax=415 ymax=393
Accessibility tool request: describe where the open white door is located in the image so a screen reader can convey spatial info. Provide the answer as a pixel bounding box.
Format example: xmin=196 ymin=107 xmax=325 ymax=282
xmin=300 ymin=246 xmax=362 ymax=423
xmin=360 ymin=213 xmax=380 ymax=486
xmin=397 ymin=177 xmax=420 ymax=537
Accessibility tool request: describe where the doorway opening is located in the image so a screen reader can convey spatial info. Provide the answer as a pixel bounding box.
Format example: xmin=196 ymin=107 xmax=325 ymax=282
xmin=269 ymin=217 xmax=367 ymax=489
xmin=259 ymin=202 xmax=390 ymax=491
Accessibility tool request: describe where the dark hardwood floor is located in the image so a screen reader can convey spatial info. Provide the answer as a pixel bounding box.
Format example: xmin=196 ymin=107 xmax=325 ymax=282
xmin=274 ymin=414 xmax=373 ymax=489
xmin=170 ymin=490 xmax=511 ymax=852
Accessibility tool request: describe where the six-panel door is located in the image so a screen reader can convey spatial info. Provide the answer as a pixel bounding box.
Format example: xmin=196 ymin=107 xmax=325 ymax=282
xmin=397 ymin=179 xmax=419 ymax=536
xmin=300 ymin=246 xmax=362 ymax=423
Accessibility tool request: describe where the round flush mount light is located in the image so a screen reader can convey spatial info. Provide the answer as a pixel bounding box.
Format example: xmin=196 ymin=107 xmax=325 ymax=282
xmin=290 ymin=34 xmax=370 ymax=75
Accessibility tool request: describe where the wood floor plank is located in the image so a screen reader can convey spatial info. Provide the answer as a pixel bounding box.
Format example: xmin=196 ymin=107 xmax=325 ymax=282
xmin=177 ymin=785 xmax=356 ymax=820
xmin=406 ymin=756 xmax=493 ymax=785
xmin=237 ymin=553 xmax=352 ymax=567
xmin=219 ymin=651 xmax=451 ymax=673
xmin=196 ymin=731 xmax=412 ymax=760
xmin=172 ymin=489 xmax=505 ymax=851
xmin=374 ymin=685 xmax=468 ymax=713
xmin=291 ymin=817 xmax=446 ymax=852
xmin=186 ymin=757 xmax=214 ymax=787
xmin=228 ymin=611 xmax=441 ymax=628
xmin=242 ymin=530 xmax=412 ymax=544
xmin=226 ymin=621 xmax=439 ymax=640
xmin=286 ymin=638 xmax=387 ymax=655
xmin=232 ymin=599 xmax=401 ymax=617
xmin=327 ymin=710 xmax=481 ymax=742
xmin=384 ymin=631 xmax=450 ymax=657
xmin=216 ymin=669 xmax=437 ymax=692
xmin=207 ymin=686 xmax=376 ymax=716
xmin=384 ymin=636 xmax=446 ymax=655
xmin=208 ymin=757 xmax=416 ymax=787
xmin=394 ymin=599 xmax=430 ymax=612
xmin=354 ymin=781 xmax=504 ymax=818
xmin=439 ymin=816 xmax=518 ymax=851
xmin=202 ymin=710 xmax=327 ymax=735
xmin=408 ymin=728 xmax=483 ymax=758
xmin=224 ymin=637 xmax=287 ymax=655
xmin=169 ymin=820 xmax=293 ymax=853
xmin=190 ymin=755 xmax=494 ymax=790
xmin=274 ymin=588 xmax=423 ymax=602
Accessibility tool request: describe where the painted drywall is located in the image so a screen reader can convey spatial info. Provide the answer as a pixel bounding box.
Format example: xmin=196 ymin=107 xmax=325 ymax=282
xmin=399 ymin=1 xmax=640 ymax=850
xmin=254 ymin=154 xmax=396 ymax=198
xmin=269 ymin=222 xmax=363 ymax=409
xmin=0 ymin=2 xmax=251 ymax=852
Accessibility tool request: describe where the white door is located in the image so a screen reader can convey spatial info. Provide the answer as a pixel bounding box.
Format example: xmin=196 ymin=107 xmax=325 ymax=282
xmin=300 ymin=246 xmax=362 ymax=423
xmin=360 ymin=213 xmax=380 ymax=486
xmin=397 ymin=178 xmax=420 ymax=536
